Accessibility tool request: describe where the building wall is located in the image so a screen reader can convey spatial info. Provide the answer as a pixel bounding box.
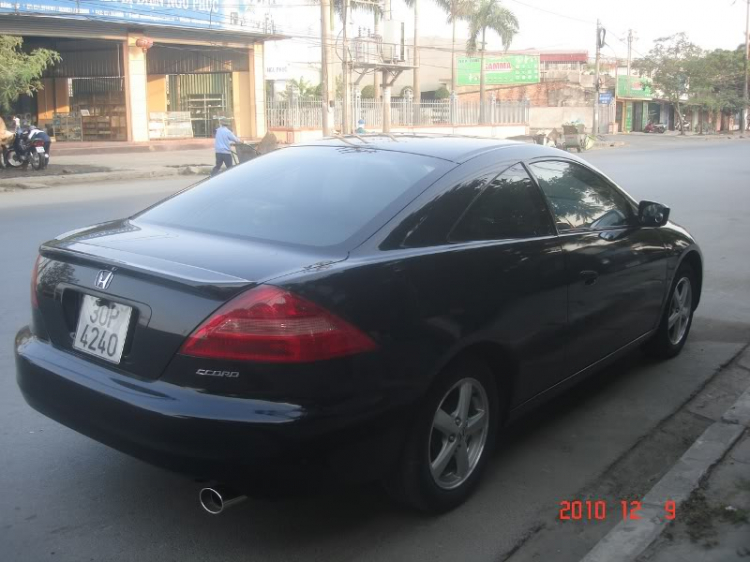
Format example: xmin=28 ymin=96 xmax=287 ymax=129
xmin=146 ymin=75 xmax=167 ymax=113
xmin=124 ymin=37 xmax=150 ymax=142
xmin=271 ymin=124 xmax=529 ymax=144
xmin=36 ymin=78 xmax=56 ymax=125
xmin=251 ymin=44 xmax=266 ymax=138
xmin=458 ymin=81 xmax=591 ymax=107
xmin=232 ymin=70 xmax=253 ymax=138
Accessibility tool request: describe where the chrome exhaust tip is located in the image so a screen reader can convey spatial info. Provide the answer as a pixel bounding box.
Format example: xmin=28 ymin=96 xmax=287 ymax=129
xmin=199 ymin=486 xmax=246 ymax=515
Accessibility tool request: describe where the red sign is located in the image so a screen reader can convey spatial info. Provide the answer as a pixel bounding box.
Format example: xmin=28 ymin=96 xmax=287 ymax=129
xmin=485 ymin=61 xmax=512 ymax=72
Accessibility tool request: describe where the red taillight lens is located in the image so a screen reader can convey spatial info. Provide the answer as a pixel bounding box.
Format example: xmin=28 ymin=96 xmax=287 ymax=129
xmin=31 ymin=255 xmax=41 ymax=309
xmin=179 ymin=285 xmax=377 ymax=363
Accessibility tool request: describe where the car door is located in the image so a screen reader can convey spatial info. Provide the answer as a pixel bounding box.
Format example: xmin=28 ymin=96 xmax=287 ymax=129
xmin=381 ymin=161 xmax=569 ymax=407
xmin=527 ymin=159 xmax=667 ymax=376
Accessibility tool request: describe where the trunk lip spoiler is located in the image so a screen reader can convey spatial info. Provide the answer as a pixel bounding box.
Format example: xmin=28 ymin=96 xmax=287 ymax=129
xmin=40 ymin=242 xmax=252 ymax=287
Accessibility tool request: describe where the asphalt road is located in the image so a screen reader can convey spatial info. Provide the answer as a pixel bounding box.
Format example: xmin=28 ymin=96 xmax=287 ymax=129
xmin=1 ymin=138 xmax=749 ymax=562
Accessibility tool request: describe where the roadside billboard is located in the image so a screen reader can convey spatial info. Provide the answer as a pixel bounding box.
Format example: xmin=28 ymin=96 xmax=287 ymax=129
xmin=617 ymin=75 xmax=653 ymax=99
xmin=457 ymin=54 xmax=540 ymax=86
xmin=0 ymin=0 xmax=275 ymax=34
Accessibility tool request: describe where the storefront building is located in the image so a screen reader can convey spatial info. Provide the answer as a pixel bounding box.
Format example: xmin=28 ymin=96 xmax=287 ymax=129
xmin=0 ymin=1 xmax=284 ymax=141
xmin=615 ymin=74 xmax=657 ymax=133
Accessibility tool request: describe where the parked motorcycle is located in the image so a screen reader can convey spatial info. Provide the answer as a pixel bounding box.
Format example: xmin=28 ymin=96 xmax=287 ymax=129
xmin=644 ymin=122 xmax=666 ymax=134
xmin=3 ymin=128 xmax=50 ymax=170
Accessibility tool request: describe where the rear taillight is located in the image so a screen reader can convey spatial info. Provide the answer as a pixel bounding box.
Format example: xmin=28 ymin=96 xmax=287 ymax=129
xmin=31 ymin=255 xmax=41 ymax=309
xmin=179 ymin=285 xmax=377 ymax=363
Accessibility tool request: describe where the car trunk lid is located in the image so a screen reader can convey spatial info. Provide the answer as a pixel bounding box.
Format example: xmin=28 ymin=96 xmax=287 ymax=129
xmin=35 ymin=219 xmax=347 ymax=380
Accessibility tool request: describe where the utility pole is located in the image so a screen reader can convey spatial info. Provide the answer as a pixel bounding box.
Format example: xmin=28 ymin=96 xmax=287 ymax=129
xmin=374 ymin=8 xmax=381 ymax=100
xmin=383 ymin=0 xmax=392 ymax=133
xmin=320 ymin=0 xmax=332 ymax=135
xmin=450 ymin=0 xmax=457 ymax=93
xmin=626 ymin=29 xmax=633 ymax=95
xmin=342 ymin=0 xmax=351 ymax=134
xmin=743 ymin=0 xmax=749 ymax=133
xmin=593 ymin=19 xmax=602 ymax=135
xmin=626 ymin=29 xmax=632 ymax=133
xmin=412 ymin=0 xmax=421 ymax=123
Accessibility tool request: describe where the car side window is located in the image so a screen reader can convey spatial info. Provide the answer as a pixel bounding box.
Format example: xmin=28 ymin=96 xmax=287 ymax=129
xmin=449 ymin=164 xmax=554 ymax=242
xmin=394 ymin=173 xmax=495 ymax=248
xmin=529 ymin=161 xmax=634 ymax=232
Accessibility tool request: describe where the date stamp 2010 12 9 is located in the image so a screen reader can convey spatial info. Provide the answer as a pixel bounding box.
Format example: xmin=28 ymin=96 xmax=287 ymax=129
xmin=559 ymin=500 xmax=676 ymax=521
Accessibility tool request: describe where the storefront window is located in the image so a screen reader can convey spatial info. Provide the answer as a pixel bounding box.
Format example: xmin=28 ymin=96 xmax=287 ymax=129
xmin=167 ymin=74 xmax=234 ymax=138
xmin=70 ymin=77 xmax=127 ymax=141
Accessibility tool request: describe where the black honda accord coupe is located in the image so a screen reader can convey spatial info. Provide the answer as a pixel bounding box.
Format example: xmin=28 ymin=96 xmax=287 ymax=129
xmin=16 ymin=135 xmax=702 ymax=514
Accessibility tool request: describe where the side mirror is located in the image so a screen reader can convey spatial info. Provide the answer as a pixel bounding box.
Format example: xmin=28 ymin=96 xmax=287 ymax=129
xmin=638 ymin=200 xmax=670 ymax=227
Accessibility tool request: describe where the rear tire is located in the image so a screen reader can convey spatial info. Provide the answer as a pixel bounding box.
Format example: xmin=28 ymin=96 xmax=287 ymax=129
xmin=384 ymin=356 xmax=500 ymax=513
xmin=643 ymin=263 xmax=696 ymax=359
xmin=30 ymin=152 xmax=42 ymax=170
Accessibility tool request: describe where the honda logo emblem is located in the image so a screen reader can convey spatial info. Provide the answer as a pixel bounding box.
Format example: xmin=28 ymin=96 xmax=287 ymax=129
xmin=95 ymin=270 xmax=114 ymax=290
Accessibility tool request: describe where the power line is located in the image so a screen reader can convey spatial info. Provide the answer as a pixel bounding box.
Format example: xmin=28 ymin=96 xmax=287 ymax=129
xmin=505 ymin=0 xmax=595 ymax=25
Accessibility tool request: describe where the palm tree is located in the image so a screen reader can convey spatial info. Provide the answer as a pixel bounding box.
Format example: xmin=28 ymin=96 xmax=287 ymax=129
xmin=464 ymin=0 xmax=518 ymax=123
xmin=432 ymin=0 xmax=474 ymax=93
xmin=280 ymin=77 xmax=319 ymax=101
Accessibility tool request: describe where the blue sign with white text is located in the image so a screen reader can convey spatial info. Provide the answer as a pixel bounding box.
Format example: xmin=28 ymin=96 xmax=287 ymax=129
xmin=598 ymin=92 xmax=614 ymax=104
xmin=0 ymin=0 xmax=276 ymax=34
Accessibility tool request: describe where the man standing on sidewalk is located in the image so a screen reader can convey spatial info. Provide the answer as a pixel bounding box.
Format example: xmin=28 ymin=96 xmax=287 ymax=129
xmin=211 ymin=120 xmax=239 ymax=177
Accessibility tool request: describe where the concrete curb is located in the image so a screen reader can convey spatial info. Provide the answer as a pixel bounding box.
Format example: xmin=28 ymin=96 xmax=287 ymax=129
xmin=579 ymin=353 xmax=750 ymax=562
xmin=0 ymin=166 xmax=210 ymax=190
xmin=593 ymin=140 xmax=626 ymax=149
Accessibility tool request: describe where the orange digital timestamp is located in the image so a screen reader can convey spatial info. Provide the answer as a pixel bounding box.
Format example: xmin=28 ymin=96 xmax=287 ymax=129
xmin=558 ymin=500 xmax=677 ymax=521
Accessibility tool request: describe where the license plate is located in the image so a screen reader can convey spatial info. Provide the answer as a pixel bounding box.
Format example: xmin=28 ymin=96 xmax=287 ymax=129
xmin=35 ymin=146 xmax=45 ymax=153
xmin=73 ymin=295 xmax=133 ymax=364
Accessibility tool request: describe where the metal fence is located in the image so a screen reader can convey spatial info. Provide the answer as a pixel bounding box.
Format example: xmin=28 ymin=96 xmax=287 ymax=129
xmin=266 ymin=98 xmax=530 ymax=130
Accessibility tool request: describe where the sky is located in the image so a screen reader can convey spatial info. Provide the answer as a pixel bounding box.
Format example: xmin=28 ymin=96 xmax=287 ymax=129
xmin=266 ymin=0 xmax=749 ymax=69
xmin=390 ymin=0 xmax=749 ymax=58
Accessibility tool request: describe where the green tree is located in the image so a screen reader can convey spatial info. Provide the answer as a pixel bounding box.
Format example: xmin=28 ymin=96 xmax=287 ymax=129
xmin=434 ymin=85 xmax=451 ymax=99
xmin=360 ymin=84 xmax=376 ymax=99
xmin=0 ymin=36 xmax=60 ymax=111
xmin=689 ymin=47 xmax=745 ymax=132
xmin=464 ymin=0 xmax=519 ymax=123
xmin=403 ymin=0 xmax=474 ymax=101
xmin=634 ymin=33 xmax=701 ymax=135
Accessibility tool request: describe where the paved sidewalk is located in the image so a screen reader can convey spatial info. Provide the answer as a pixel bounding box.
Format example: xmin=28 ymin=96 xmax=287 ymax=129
xmin=580 ymin=348 xmax=750 ymax=562
xmin=0 ymin=147 xmax=216 ymax=191
xmin=639 ymin=429 xmax=750 ymax=561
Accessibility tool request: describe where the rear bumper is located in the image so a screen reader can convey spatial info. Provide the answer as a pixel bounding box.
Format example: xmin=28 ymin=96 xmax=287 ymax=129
xmin=15 ymin=327 xmax=406 ymax=487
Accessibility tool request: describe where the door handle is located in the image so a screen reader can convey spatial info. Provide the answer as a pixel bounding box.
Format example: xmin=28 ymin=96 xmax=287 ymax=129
xmin=580 ymin=270 xmax=599 ymax=286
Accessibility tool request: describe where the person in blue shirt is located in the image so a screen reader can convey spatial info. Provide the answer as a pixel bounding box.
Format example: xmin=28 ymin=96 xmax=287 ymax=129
xmin=211 ymin=121 xmax=240 ymax=176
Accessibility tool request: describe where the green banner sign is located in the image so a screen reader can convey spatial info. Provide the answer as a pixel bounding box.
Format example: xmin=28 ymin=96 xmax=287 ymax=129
xmin=457 ymin=55 xmax=540 ymax=86
xmin=617 ymin=75 xmax=653 ymax=99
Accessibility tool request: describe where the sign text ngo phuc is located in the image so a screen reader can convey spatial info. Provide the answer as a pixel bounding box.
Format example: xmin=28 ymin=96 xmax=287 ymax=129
xmin=457 ymin=54 xmax=540 ymax=86
xmin=0 ymin=0 xmax=275 ymax=34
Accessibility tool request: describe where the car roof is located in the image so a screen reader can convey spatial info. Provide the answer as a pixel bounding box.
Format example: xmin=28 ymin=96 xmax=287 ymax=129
xmin=294 ymin=133 xmax=565 ymax=164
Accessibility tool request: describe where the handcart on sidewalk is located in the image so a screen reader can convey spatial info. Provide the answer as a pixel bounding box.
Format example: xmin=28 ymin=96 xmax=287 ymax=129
xmin=231 ymin=131 xmax=279 ymax=165
xmin=232 ymin=142 xmax=260 ymax=165
xmin=561 ymin=123 xmax=589 ymax=152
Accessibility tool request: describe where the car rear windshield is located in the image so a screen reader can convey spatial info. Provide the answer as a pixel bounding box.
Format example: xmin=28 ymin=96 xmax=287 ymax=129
xmin=136 ymin=146 xmax=445 ymax=248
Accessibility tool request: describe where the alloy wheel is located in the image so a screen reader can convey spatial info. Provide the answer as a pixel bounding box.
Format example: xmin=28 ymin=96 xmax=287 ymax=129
xmin=428 ymin=377 xmax=490 ymax=490
xmin=668 ymin=277 xmax=692 ymax=345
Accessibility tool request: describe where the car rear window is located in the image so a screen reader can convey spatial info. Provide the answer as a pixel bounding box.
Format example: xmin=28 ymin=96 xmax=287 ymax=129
xmin=136 ymin=146 xmax=444 ymax=248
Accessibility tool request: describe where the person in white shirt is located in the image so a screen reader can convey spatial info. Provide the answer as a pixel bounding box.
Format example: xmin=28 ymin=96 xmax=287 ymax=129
xmin=211 ymin=121 xmax=240 ymax=176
